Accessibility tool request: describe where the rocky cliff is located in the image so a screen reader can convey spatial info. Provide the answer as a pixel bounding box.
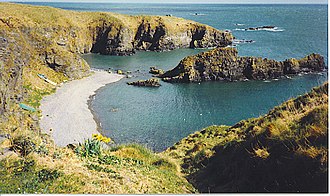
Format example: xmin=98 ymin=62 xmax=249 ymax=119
xmin=0 ymin=3 xmax=232 ymax=77
xmin=0 ymin=2 xmax=232 ymax=131
xmin=161 ymin=47 xmax=325 ymax=83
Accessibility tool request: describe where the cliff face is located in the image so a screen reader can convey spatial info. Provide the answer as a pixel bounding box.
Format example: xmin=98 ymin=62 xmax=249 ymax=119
xmin=164 ymin=83 xmax=328 ymax=192
xmin=0 ymin=3 xmax=233 ymax=76
xmin=161 ymin=47 xmax=325 ymax=83
xmin=0 ymin=2 xmax=232 ymax=129
xmin=90 ymin=16 xmax=232 ymax=55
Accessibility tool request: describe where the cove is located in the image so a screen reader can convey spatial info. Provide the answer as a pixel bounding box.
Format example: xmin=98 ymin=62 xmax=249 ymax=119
xmin=84 ymin=49 xmax=327 ymax=151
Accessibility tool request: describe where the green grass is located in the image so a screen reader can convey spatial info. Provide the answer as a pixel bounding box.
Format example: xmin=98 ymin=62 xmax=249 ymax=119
xmin=164 ymin=83 xmax=328 ymax=192
xmin=0 ymin=157 xmax=79 ymax=194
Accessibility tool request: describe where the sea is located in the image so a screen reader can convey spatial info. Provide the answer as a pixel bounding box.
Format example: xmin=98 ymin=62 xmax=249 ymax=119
xmin=20 ymin=2 xmax=328 ymax=151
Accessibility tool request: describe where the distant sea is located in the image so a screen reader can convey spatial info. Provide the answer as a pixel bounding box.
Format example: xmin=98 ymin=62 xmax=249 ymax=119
xmin=19 ymin=2 xmax=328 ymax=151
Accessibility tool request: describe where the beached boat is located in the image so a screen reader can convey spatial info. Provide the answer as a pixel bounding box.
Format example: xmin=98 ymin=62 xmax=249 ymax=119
xmin=19 ymin=103 xmax=36 ymax=112
xmin=37 ymin=73 xmax=57 ymax=86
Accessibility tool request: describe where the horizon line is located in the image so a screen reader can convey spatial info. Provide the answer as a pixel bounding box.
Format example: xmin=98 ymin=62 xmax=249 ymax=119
xmin=7 ymin=1 xmax=329 ymax=5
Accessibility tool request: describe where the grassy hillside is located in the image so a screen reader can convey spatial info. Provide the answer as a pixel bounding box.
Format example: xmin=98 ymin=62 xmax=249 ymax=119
xmin=164 ymin=83 xmax=328 ymax=192
xmin=0 ymin=2 xmax=232 ymax=139
xmin=0 ymin=2 xmax=327 ymax=194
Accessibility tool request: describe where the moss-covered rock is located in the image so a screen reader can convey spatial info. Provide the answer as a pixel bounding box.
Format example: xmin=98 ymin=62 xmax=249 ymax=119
xmin=149 ymin=66 xmax=164 ymax=75
xmin=161 ymin=47 xmax=325 ymax=83
xmin=127 ymin=78 xmax=161 ymax=87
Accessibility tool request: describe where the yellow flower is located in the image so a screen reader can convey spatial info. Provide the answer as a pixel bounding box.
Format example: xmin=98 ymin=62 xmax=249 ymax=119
xmin=91 ymin=133 xmax=112 ymax=143
xmin=96 ymin=135 xmax=102 ymax=141
xmin=92 ymin=133 xmax=98 ymax=138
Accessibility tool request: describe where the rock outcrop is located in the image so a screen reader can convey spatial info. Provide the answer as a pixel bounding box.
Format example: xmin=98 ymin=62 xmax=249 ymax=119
xmin=127 ymin=78 xmax=161 ymax=87
xmin=0 ymin=2 xmax=232 ymax=128
xmin=161 ymin=47 xmax=325 ymax=83
xmin=0 ymin=3 xmax=233 ymax=79
xmin=149 ymin=66 xmax=164 ymax=75
xmin=90 ymin=17 xmax=232 ymax=56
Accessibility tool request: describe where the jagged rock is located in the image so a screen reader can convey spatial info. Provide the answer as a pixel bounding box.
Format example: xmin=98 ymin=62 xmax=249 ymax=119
xmin=149 ymin=66 xmax=164 ymax=75
xmin=161 ymin=47 xmax=325 ymax=83
xmin=127 ymin=78 xmax=161 ymax=87
xmin=116 ymin=70 xmax=124 ymax=74
xmin=90 ymin=17 xmax=233 ymax=56
xmin=44 ymin=48 xmax=90 ymax=79
xmin=246 ymin=26 xmax=276 ymax=31
xmin=0 ymin=2 xmax=232 ymax=130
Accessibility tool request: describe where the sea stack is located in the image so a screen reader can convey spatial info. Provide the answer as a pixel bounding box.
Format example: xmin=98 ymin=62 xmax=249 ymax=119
xmin=161 ymin=47 xmax=325 ymax=83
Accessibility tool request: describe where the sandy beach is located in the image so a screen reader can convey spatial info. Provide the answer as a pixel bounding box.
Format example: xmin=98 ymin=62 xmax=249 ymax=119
xmin=40 ymin=70 xmax=124 ymax=147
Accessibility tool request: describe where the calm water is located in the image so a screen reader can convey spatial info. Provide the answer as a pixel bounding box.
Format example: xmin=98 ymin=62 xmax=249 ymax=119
xmin=22 ymin=2 xmax=328 ymax=151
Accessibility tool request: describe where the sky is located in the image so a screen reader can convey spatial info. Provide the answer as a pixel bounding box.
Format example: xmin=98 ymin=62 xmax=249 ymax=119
xmin=2 ymin=0 xmax=328 ymax=4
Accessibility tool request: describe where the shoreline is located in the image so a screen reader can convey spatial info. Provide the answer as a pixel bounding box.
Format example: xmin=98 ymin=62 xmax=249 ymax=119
xmin=40 ymin=70 xmax=124 ymax=147
xmin=87 ymin=92 xmax=103 ymax=135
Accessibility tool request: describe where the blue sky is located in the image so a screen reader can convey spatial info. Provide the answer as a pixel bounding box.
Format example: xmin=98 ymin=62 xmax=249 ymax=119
xmin=3 ymin=0 xmax=328 ymax=4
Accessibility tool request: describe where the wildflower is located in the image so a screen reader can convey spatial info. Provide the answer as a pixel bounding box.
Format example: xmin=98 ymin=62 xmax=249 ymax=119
xmin=92 ymin=133 xmax=98 ymax=138
xmin=91 ymin=133 xmax=112 ymax=143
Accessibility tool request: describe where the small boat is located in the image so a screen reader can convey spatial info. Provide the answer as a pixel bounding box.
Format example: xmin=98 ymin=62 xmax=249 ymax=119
xmin=19 ymin=103 xmax=36 ymax=112
xmin=37 ymin=73 xmax=47 ymax=80
xmin=37 ymin=73 xmax=57 ymax=86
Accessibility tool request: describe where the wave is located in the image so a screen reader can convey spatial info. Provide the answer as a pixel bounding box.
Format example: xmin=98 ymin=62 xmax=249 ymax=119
xmin=233 ymin=39 xmax=255 ymax=44
xmin=234 ymin=26 xmax=284 ymax=32
xmin=234 ymin=28 xmax=246 ymax=31
xmin=226 ymin=45 xmax=237 ymax=48
xmin=189 ymin=13 xmax=206 ymax=16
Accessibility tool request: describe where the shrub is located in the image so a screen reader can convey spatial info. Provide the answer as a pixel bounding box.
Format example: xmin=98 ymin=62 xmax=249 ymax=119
xmin=37 ymin=169 xmax=61 ymax=182
xmin=75 ymin=139 xmax=101 ymax=158
xmin=10 ymin=136 xmax=36 ymax=157
xmin=36 ymin=144 xmax=49 ymax=156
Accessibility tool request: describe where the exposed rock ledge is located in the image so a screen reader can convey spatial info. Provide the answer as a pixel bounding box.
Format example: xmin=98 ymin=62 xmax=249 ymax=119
xmin=127 ymin=78 xmax=161 ymax=87
xmin=160 ymin=47 xmax=325 ymax=83
xmin=0 ymin=2 xmax=233 ymax=118
xmin=0 ymin=2 xmax=232 ymax=80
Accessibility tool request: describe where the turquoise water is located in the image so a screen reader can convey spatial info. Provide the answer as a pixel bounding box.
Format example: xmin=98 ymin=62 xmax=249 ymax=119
xmin=85 ymin=52 xmax=326 ymax=151
xmin=22 ymin=2 xmax=328 ymax=151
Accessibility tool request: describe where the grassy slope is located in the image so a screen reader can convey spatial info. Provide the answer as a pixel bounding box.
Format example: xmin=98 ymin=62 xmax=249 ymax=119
xmin=164 ymin=83 xmax=328 ymax=192
xmin=0 ymin=3 xmax=207 ymax=193
xmin=0 ymin=2 xmax=327 ymax=193
xmin=0 ymin=139 xmax=196 ymax=193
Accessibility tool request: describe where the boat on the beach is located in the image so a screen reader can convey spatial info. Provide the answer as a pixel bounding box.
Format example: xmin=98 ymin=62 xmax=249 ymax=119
xmin=37 ymin=73 xmax=57 ymax=86
xmin=19 ymin=103 xmax=36 ymax=112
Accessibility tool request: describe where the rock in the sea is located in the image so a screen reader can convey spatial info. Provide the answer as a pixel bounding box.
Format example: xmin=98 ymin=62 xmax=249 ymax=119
xmin=116 ymin=70 xmax=124 ymax=74
xmin=149 ymin=66 xmax=164 ymax=75
xmin=161 ymin=47 xmax=325 ymax=83
xmin=127 ymin=78 xmax=161 ymax=87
